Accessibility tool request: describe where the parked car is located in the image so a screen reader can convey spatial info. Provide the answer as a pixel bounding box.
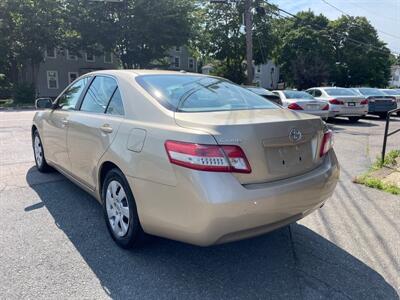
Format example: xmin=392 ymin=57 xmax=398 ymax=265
xmin=380 ymin=89 xmax=400 ymax=116
xmin=272 ymin=90 xmax=329 ymax=120
xmin=32 ymin=70 xmax=339 ymax=248
xmin=245 ymin=86 xmax=283 ymax=105
xmin=352 ymin=88 xmax=397 ymax=118
xmin=306 ymin=87 xmax=368 ymax=122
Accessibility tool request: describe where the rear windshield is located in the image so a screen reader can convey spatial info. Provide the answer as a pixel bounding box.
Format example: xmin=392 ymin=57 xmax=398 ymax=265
xmin=136 ymin=75 xmax=279 ymax=112
xmin=381 ymin=90 xmax=399 ymax=96
xmin=357 ymin=88 xmax=386 ymax=96
xmin=246 ymin=87 xmax=274 ymax=96
xmin=283 ymin=91 xmax=314 ymax=99
xmin=324 ymin=88 xmax=357 ymax=96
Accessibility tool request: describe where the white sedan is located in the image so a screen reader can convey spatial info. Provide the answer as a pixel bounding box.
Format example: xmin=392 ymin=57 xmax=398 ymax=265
xmin=273 ymin=90 xmax=329 ymax=120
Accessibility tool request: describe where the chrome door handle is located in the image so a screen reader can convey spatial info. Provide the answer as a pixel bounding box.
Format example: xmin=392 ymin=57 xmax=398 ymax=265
xmin=100 ymin=124 xmax=113 ymax=134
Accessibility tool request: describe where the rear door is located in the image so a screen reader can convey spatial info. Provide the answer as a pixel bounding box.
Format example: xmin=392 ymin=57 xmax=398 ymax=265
xmin=67 ymin=75 xmax=124 ymax=189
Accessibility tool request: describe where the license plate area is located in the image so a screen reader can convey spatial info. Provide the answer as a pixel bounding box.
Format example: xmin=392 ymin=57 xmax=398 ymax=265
xmin=348 ymin=102 xmax=356 ymax=106
xmin=307 ymin=104 xmax=320 ymax=110
xmin=265 ymin=142 xmax=315 ymax=175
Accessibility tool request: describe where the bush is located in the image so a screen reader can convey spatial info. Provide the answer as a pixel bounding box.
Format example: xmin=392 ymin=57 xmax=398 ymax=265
xmin=12 ymin=83 xmax=36 ymax=105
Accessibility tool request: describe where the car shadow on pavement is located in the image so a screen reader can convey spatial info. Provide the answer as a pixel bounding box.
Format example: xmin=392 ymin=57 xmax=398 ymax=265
xmin=25 ymin=167 xmax=398 ymax=299
xmin=326 ymin=117 xmax=379 ymax=128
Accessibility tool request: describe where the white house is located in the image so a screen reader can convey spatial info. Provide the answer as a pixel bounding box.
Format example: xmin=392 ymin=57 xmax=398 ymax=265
xmin=389 ymin=65 xmax=400 ymax=87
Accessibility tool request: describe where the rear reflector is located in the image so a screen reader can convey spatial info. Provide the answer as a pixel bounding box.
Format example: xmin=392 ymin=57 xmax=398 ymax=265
xmin=322 ymin=104 xmax=329 ymax=111
xmin=360 ymin=99 xmax=368 ymax=105
xmin=320 ymin=130 xmax=333 ymax=157
xmin=288 ymin=103 xmax=303 ymax=110
xmin=329 ymin=99 xmax=344 ymax=105
xmin=165 ymin=141 xmax=251 ymax=173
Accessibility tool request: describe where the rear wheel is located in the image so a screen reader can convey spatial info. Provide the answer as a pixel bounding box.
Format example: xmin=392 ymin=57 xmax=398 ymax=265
xmin=348 ymin=116 xmax=361 ymax=123
xmin=102 ymin=168 xmax=145 ymax=249
xmin=32 ymin=130 xmax=52 ymax=172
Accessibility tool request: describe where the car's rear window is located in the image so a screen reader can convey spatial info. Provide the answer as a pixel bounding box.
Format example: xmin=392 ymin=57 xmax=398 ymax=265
xmin=324 ymin=88 xmax=357 ymax=96
xmin=283 ymin=91 xmax=314 ymax=99
xmin=136 ymin=75 xmax=279 ymax=112
xmin=357 ymin=88 xmax=387 ymax=96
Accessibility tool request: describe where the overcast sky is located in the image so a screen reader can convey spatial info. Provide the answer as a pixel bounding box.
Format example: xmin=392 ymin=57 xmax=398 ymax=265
xmin=269 ymin=0 xmax=400 ymax=55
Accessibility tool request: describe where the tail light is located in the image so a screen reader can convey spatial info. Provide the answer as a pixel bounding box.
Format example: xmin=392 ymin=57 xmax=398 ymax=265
xmin=320 ymin=130 xmax=333 ymax=157
xmin=165 ymin=141 xmax=251 ymax=173
xmin=360 ymin=99 xmax=368 ymax=105
xmin=288 ymin=103 xmax=303 ymax=110
xmin=329 ymin=99 xmax=344 ymax=105
xmin=322 ymin=104 xmax=329 ymax=110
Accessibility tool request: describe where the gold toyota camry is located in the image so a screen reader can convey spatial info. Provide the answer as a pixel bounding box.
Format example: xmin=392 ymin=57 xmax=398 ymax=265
xmin=32 ymin=70 xmax=339 ymax=248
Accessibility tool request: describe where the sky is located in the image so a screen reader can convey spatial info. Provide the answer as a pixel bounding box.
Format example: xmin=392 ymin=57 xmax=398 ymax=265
xmin=269 ymin=0 xmax=400 ymax=55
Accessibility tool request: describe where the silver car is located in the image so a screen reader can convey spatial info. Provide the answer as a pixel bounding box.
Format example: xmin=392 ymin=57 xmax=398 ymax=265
xmin=306 ymin=87 xmax=368 ymax=122
xmin=32 ymin=70 xmax=339 ymax=248
xmin=272 ymin=90 xmax=329 ymax=120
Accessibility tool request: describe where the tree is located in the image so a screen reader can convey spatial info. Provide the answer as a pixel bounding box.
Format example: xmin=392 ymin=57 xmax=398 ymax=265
xmin=329 ymin=16 xmax=392 ymax=87
xmin=66 ymin=0 xmax=195 ymax=68
xmin=275 ymin=11 xmax=334 ymax=89
xmin=195 ymin=1 xmax=278 ymax=84
xmin=1 ymin=0 xmax=64 ymax=89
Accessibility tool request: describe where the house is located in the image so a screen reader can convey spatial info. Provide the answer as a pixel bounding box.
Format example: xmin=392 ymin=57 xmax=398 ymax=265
xmin=167 ymin=46 xmax=197 ymax=73
xmin=389 ymin=65 xmax=400 ymax=87
xmin=253 ymin=60 xmax=280 ymax=90
xmin=31 ymin=46 xmax=197 ymax=98
xmin=32 ymin=48 xmax=119 ymax=98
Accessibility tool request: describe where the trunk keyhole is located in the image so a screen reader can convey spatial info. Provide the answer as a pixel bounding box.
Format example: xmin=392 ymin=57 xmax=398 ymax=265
xmin=299 ymin=156 xmax=302 ymax=161
xmin=282 ymin=160 xmax=285 ymax=165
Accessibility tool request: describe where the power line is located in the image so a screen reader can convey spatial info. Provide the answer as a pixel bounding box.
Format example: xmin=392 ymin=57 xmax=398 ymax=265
xmin=263 ymin=2 xmax=400 ymax=56
xmin=320 ymin=0 xmax=400 ymax=40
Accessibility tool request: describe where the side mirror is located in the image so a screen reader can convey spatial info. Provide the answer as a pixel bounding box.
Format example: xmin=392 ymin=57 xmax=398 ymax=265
xmin=35 ymin=98 xmax=53 ymax=109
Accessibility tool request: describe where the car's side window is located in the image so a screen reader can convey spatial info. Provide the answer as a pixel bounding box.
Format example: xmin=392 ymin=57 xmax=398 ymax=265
xmin=106 ymin=88 xmax=125 ymax=116
xmin=80 ymin=76 xmax=118 ymax=113
xmin=306 ymin=90 xmax=314 ymax=97
xmin=58 ymin=77 xmax=90 ymax=110
xmin=314 ymin=90 xmax=322 ymax=97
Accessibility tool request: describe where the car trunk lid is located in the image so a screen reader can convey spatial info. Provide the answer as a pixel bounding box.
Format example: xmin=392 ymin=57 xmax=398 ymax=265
xmin=174 ymin=109 xmax=325 ymax=184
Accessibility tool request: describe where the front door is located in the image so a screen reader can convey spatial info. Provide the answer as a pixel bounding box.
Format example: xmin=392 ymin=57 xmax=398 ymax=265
xmin=42 ymin=77 xmax=91 ymax=170
xmin=67 ymin=75 xmax=124 ymax=189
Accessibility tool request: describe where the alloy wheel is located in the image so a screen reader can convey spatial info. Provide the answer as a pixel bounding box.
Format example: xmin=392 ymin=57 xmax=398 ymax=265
xmin=34 ymin=135 xmax=43 ymax=167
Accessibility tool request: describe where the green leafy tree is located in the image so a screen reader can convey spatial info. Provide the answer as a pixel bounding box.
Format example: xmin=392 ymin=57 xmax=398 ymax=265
xmin=196 ymin=1 xmax=278 ymax=84
xmin=276 ymin=11 xmax=334 ymax=90
xmin=329 ymin=16 xmax=392 ymax=87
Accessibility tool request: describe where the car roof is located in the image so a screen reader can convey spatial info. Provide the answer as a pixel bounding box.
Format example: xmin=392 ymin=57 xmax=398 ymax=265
xmin=85 ymin=69 xmax=207 ymax=77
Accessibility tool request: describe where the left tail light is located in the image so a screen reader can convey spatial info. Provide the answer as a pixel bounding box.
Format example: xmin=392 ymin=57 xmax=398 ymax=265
xmin=320 ymin=130 xmax=333 ymax=157
xmin=322 ymin=104 xmax=329 ymax=110
xmin=288 ymin=103 xmax=303 ymax=110
xmin=165 ymin=141 xmax=252 ymax=173
xmin=360 ymin=99 xmax=368 ymax=105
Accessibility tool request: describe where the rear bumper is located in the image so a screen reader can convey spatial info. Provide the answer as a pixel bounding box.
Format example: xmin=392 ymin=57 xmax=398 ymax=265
xmin=329 ymin=104 xmax=368 ymax=117
xmin=368 ymin=102 xmax=397 ymax=113
xmin=303 ymin=110 xmax=329 ymax=119
xmin=129 ymin=150 xmax=339 ymax=246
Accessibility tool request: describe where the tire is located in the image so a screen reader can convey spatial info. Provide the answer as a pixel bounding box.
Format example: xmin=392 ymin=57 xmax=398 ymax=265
xmin=32 ymin=130 xmax=52 ymax=172
xmin=348 ymin=116 xmax=361 ymax=123
xmin=102 ymin=168 xmax=145 ymax=249
xmin=378 ymin=113 xmax=387 ymax=119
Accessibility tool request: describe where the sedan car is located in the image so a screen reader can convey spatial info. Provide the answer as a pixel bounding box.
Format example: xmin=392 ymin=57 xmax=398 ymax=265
xmin=352 ymin=88 xmax=397 ymax=118
xmin=245 ymin=86 xmax=283 ymax=105
xmin=380 ymin=89 xmax=400 ymax=116
xmin=272 ymin=90 xmax=329 ymax=120
xmin=32 ymin=70 xmax=339 ymax=248
xmin=306 ymin=87 xmax=368 ymax=122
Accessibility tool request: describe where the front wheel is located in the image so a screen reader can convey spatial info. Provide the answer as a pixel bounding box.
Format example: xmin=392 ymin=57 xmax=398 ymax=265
xmin=102 ymin=168 xmax=145 ymax=249
xmin=32 ymin=131 xmax=52 ymax=172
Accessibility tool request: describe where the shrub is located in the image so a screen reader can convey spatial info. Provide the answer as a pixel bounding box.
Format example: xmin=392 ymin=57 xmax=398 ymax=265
xmin=0 ymin=74 xmax=13 ymax=99
xmin=12 ymin=83 xmax=36 ymax=105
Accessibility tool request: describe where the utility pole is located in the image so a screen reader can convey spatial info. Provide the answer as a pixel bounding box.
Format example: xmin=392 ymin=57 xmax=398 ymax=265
xmin=244 ymin=0 xmax=253 ymax=84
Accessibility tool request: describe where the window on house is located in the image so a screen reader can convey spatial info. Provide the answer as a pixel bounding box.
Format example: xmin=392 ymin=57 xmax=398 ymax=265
xmin=104 ymin=52 xmax=113 ymax=63
xmin=67 ymin=50 xmax=78 ymax=60
xmin=175 ymin=46 xmax=181 ymax=52
xmin=45 ymin=48 xmax=56 ymax=59
xmin=174 ymin=57 xmax=180 ymax=68
xmin=86 ymin=52 xmax=95 ymax=62
xmin=188 ymin=58 xmax=194 ymax=70
xmin=47 ymin=71 xmax=59 ymax=89
xmin=68 ymin=72 xmax=79 ymax=84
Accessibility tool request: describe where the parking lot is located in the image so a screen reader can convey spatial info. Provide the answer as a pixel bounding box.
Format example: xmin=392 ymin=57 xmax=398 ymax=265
xmin=0 ymin=110 xmax=399 ymax=299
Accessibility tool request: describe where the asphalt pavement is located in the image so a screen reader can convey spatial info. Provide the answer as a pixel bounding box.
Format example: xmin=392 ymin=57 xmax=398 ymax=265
xmin=0 ymin=110 xmax=399 ymax=299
